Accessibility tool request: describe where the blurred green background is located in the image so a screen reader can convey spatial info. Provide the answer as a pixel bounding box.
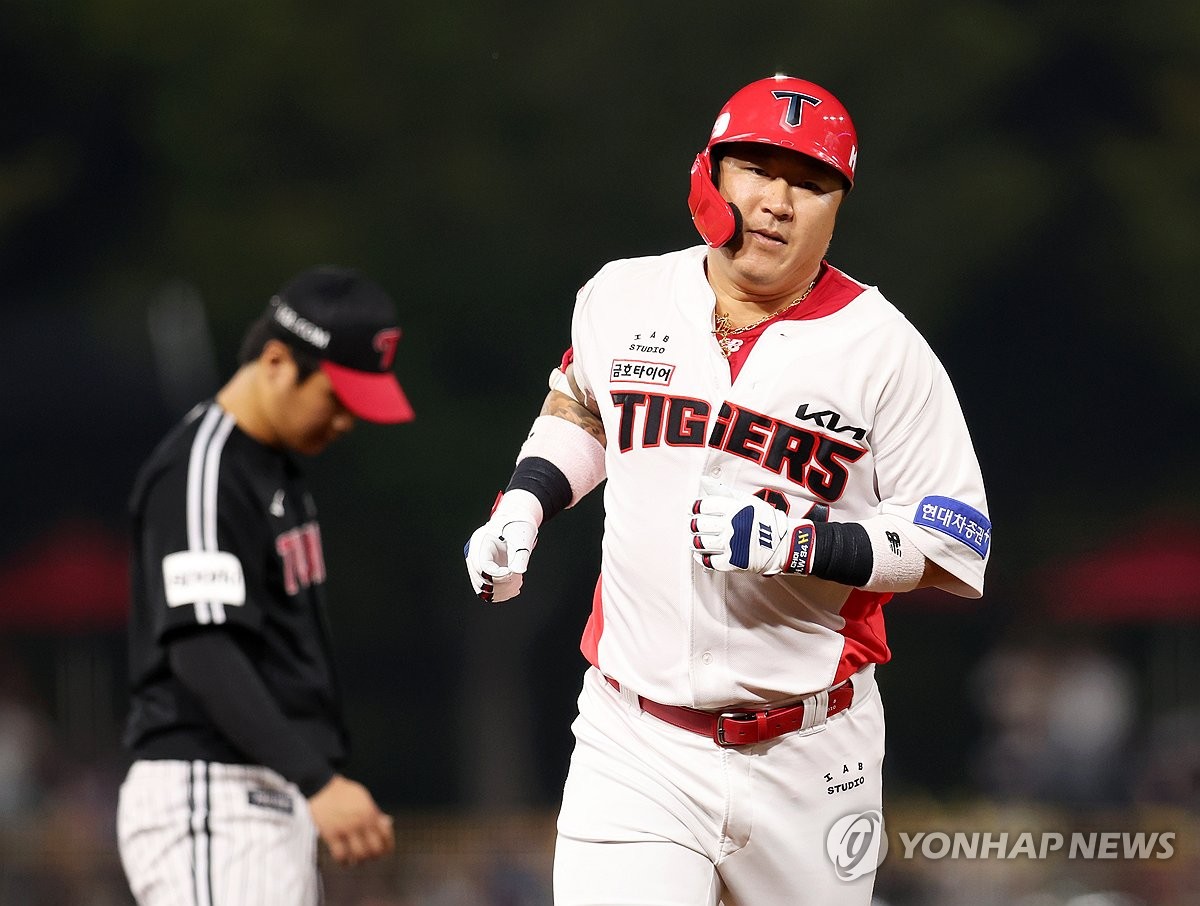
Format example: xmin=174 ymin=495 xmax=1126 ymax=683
xmin=3 ymin=1 xmax=1200 ymax=903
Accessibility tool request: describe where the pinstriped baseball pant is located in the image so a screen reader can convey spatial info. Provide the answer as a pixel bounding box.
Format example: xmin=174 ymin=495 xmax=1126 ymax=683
xmin=117 ymin=760 xmax=320 ymax=906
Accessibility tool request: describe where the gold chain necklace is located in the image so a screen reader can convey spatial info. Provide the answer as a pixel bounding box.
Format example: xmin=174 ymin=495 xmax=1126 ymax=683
xmin=713 ymin=276 xmax=818 ymax=358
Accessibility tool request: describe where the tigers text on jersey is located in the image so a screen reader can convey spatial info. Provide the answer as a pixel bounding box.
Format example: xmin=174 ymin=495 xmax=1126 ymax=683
xmin=569 ymin=246 xmax=991 ymax=710
xmin=123 ymin=401 xmax=348 ymax=767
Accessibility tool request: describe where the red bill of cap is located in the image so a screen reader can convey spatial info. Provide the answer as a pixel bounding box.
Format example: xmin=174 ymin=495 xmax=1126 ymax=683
xmin=321 ymin=361 xmax=415 ymax=424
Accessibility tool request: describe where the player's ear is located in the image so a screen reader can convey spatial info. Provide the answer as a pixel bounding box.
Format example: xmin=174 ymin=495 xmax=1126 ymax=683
xmin=258 ymin=339 xmax=299 ymax=386
xmin=259 ymin=338 xmax=293 ymax=367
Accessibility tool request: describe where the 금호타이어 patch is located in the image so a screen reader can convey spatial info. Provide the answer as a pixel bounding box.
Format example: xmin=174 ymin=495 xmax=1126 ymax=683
xmin=914 ymin=496 xmax=991 ymax=558
xmin=609 ymin=359 xmax=675 ymax=386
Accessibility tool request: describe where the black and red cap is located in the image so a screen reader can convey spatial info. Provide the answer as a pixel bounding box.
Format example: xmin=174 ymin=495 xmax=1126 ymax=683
xmin=268 ymin=267 xmax=415 ymax=424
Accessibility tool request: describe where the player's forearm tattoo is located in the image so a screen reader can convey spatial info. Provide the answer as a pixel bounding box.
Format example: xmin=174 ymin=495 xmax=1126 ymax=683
xmin=541 ymin=390 xmax=607 ymax=446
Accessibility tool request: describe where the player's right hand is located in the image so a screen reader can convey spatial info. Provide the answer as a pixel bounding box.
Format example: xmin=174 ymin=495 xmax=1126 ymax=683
xmin=307 ymin=774 xmax=395 ymax=867
xmin=464 ymin=489 xmax=542 ymax=603
xmin=691 ymin=478 xmax=817 ymax=576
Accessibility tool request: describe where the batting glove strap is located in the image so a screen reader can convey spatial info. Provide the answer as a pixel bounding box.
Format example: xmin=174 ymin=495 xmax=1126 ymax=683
xmin=784 ymin=523 xmax=819 ymax=575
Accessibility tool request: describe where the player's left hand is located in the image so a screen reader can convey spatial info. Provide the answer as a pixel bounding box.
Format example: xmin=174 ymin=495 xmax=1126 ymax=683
xmin=307 ymin=775 xmax=395 ymax=867
xmin=690 ymin=478 xmax=811 ymax=576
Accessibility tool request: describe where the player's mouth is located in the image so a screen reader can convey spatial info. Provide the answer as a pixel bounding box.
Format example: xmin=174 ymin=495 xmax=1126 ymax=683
xmin=748 ymin=228 xmax=786 ymax=246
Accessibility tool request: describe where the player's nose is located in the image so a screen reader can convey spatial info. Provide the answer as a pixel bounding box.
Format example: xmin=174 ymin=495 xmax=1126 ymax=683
xmin=762 ymin=178 xmax=793 ymax=220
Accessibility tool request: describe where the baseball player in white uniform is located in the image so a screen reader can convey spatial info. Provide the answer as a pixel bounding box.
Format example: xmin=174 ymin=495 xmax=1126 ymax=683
xmin=465 ymin=74 xmax=990 ymax=905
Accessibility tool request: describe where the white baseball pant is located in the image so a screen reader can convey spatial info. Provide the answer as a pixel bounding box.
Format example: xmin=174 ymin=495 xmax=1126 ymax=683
xmin=554 ymin=665 xmax=885 ymax=905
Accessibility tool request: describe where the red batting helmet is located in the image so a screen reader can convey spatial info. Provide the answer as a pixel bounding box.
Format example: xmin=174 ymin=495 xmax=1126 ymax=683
xmin=688 ymin=75 xmax=859 ymax=248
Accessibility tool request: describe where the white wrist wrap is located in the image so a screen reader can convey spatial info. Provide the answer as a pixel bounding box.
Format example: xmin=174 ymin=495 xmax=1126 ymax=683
xmin=492 ymin=488 xmax=544 ymax=527
xmin=861 ymin=519 xmax=926 ymax=592
xmin=517 ymin=415 xmax=606 ymax=507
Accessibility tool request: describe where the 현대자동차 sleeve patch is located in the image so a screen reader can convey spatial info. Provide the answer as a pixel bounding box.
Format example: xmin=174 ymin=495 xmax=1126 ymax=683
xmin=913 ymin=496 xmax=991 ymax=558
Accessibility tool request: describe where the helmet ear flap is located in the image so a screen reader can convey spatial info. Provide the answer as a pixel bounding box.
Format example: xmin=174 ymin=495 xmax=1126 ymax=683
xmin=688 ymin=150 xmax=740 ymax=249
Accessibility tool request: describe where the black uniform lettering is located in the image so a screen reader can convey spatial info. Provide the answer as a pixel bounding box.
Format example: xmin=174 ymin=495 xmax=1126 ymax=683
xmin=665 ymin=398 xmax=710 ymax=446
xmin=611 ymin=392 xmax=649 ymax=453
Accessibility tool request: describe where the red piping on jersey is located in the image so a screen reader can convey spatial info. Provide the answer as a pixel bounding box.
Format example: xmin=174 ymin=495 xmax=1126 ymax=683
xmin=788 ymin=263 xmax=866 ymax=320
xmin=727 ymin=262 xmax=866 ymax=382
xmin=834 ymin=589 xmax=893 ymax=684
xmin=580 ymin=576 xmax=604 ymax=668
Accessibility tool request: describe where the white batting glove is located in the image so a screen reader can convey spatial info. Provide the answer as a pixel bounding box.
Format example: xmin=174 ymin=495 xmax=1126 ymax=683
xmin=690 ymin=478 xmax=817 ymax=576
xmin=464 ymin=490 xmax=542 ymax=603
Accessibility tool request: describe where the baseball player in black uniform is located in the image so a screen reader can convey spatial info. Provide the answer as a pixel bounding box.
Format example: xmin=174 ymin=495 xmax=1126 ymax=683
xmin=117 ymin=267 xmax=413 ymax=905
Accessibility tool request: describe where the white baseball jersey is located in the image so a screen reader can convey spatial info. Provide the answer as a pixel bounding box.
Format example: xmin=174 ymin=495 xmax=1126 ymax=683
xmin=567 ymin=245 xmax=991 ymax=709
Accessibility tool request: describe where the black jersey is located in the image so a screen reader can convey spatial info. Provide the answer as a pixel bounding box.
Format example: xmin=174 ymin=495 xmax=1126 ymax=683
xmin=124 ymin=401 xmax=348 ymax=770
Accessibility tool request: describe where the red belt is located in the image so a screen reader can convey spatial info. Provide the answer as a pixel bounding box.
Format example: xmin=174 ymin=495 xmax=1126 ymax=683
xmin=605 ymin=676 xmax=854 ymax=747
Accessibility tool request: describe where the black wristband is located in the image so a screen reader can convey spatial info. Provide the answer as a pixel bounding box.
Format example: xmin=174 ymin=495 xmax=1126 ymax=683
xmin=810 ymin=522 xmax=873 ymax=587
xmin=505 ymin=456 xmax=572 ymax=522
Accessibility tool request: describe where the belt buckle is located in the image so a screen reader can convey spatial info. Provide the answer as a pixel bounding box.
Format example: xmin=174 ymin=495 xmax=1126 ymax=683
xmin=715 ymin=711 xmax=755 ymax=747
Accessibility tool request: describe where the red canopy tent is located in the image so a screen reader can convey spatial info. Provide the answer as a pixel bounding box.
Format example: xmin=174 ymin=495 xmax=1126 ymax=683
xmin=0 ymin=519 xmax=130 ymax=760
xmin=1041 ymin=521 xmax=1200 ymax=624
xmin=1037 ymin=521 xmax=1200 ymax=718
xmin=0 ymin=519 xmax=129 ymax=631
